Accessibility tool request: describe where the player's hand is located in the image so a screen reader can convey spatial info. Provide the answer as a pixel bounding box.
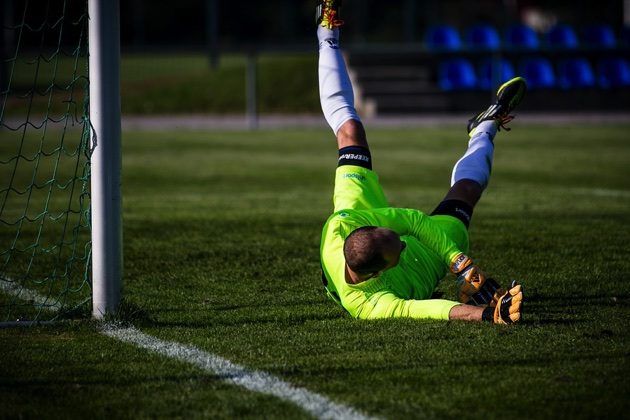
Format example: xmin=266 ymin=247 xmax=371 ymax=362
xmin=471 ymin=277 xmax=504 ymax=307
xmin=493 ymin=281 xmax=523 ymax=324
xmin=457 ymin=264 xmax=486 ymax=304
xmin=450 ymin=253 xmax=487 ymax=304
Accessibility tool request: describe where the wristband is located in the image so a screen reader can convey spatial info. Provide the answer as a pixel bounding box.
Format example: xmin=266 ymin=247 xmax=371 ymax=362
xmin=450 ymin=253 xmax=472 ymax=274
xmin=482 ymin=306 xmax=494 ymax=322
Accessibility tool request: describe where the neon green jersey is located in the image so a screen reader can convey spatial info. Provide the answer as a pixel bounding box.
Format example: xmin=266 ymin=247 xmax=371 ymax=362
xmin=320 ymin=166 xmax=469 ymax=320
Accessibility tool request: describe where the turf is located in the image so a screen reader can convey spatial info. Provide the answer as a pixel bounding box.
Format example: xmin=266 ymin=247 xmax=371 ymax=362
xmin=1 ymin=124 xmax=629 ymax=418
xmin=6 ymin=53 xmax=319 ymax=116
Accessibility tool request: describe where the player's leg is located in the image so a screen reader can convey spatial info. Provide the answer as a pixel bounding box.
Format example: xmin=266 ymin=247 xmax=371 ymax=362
xmin=316 ymin=0 xmax=369 ymax=153
xmin=432 ymin=77 xmax=528 ymax=225
xmin=317 ymin=1 xmax=389 ymax=212
xmin=443 ymin=121 xmax=498 ymax=209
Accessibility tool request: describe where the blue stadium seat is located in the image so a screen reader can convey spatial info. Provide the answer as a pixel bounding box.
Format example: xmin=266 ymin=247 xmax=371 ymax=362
xmin=425 ymin=25 xmax=462 ymax=51
xmin=478 ymin=58 xmax=515 ymax=90
xmin=546 ymin=24 xmax=579 ymax=49
xmin=557 ymin=58 xmax=595 ymax=89
xmin=505 ymin=24 xmax=539 ymax=50
xmin=465 ymin=24 xmax=501 ymax=50
xmin=597 ymin=57 xmax=630 ymax=88
xmin=438 ymin=58 xmax=477 ymax=90
xmin=519 ymin=57 xmax=556 ymax=89
xmin=582 ymin=24 xmax=616 ymax=48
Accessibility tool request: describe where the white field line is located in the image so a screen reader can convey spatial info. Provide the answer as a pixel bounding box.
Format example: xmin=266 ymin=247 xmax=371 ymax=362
xmin=102 ymin=325 xmax=376 ymax=420
xmin=1 ymin=282 xmax=375 ymax=419
xmin=0 ymin=278 xmax=63 ymax=312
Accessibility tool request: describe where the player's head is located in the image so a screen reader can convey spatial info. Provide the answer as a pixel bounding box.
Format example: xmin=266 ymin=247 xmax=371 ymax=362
xmin=343 ymin=226 xmax=406 ymax=280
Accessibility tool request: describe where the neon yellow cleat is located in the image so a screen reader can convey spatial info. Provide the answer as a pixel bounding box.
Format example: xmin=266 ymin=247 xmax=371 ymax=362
xmin=467 ymin=76 xmax=527 ymax=136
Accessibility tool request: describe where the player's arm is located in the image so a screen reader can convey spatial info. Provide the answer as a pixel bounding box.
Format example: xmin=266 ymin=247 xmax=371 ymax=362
xmin=348 ymin=284 xmax=522 ymax=323
xmin=449 ymin=304 xmax=484 ymax=321
xmin=350 ymin=290 xmax=459 ymax=320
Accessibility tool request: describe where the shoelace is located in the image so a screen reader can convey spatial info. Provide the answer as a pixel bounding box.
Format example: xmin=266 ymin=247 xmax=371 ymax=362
xmin=497 ymin=114 xmax=515 ymax=131
xmin=323 ymin=7 xmax=344 ymax=28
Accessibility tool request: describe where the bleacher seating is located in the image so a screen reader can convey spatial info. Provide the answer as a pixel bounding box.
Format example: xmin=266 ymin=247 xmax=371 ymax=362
xmin=465 ymin=24 xmax=501 ymax=51
xmin=425 ymin=25 xmax=462 ymax=51
xmin=478 ymin=58 xmax=515 ymax=89
xmin=519 ymin=57 xmax=556 ymax=89
xmin=582 ymin=24 xmax=616 ymax=48
xmin=597 ymin=57 xmax=630 ymax=88
xmin=438 ymin=58 xmax=477 ymax=90
xmin=427 ymin=23 xmax=628 ymax=90
xmin=505 ymin=24 xmax=540 ymax=50
xmin=557 ymin=58 xmax=596 ymax=89
xmin=546 ymin=24 xmax=579 ymax=49
xmin=346 ymin=21 xmax=629 ymax=112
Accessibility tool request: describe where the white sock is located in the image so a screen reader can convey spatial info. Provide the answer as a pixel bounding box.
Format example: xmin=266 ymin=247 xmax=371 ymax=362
xmin=317 ymin=26 xmax=360 ymax=134
xmin=450 ymin=121 xmax=498 ymax=189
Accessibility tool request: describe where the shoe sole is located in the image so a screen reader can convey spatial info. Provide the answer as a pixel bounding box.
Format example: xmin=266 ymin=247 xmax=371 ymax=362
xmin=497 ymin=76 xmax=527 ymax=114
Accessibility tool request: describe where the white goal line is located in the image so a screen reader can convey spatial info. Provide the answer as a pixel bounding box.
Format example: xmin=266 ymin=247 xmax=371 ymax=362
xmin=0 ymin=278 xmax=64 ymax=313
xmin=0 ymin=281 xmax=376 ymax=419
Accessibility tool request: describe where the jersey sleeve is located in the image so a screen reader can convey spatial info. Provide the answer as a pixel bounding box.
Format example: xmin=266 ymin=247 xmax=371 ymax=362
xmin=348 ymin=288 xmax=458 ymax=320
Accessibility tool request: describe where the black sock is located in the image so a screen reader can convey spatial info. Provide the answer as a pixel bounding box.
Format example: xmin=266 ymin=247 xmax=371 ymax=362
xmin=430 ymin=199 xmax=473 ymax=228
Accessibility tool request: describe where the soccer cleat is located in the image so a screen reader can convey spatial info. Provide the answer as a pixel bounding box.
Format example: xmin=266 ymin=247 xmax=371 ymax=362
xmin=316 ymin=0 xmax=343 ymax=29
xmin=467 ymin=76 xmax=527 ymax=136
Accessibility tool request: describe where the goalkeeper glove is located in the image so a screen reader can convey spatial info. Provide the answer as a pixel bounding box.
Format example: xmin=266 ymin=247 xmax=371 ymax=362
xmin=450 ymin=253 xmax=500 ymax=306
xmin=482 ymin=281 xmax=523 ymax=324
xmin=471 ymin=277 xmax=504 ymax=307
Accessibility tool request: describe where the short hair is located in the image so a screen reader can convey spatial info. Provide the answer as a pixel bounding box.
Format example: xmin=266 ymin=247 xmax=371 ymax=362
xmin=343 ymin=226 xmax=388 ymax=275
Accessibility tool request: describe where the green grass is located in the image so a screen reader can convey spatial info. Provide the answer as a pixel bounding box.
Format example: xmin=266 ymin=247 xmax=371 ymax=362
xmin=5 ymin=53 xmax=319 ymax=116
xmin=1 ymin=124 xmax=630 ymax=418
xmin=120 ymin=53 xmax=319 ymax=114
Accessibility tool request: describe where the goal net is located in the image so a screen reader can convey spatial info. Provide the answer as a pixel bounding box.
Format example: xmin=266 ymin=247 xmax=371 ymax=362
xmin=0 ymin=0 xmax=92 ymax=322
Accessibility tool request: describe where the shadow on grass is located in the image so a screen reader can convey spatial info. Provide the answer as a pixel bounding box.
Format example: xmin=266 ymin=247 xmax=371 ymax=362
xmin=526 ymin=292 xmax=628 ymax=306
xmin=117 ymin=287 xmax=630 ymax=330
xmin=130 ymin=305 xmax=346 ymax=330
xmin=523 ymin=291 xmax=629 ymax=326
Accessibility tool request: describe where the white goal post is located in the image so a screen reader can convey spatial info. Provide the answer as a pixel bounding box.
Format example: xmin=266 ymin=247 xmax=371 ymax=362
xmin=88 ymin=0 xmax=122 ymax=318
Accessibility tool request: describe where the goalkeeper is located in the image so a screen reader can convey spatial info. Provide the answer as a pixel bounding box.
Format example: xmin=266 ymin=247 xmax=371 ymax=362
xmin=317 ymin=0 xmax=523 ymax=324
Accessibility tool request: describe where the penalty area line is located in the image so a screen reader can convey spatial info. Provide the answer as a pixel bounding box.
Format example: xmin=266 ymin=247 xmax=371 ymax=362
xmin=102 ymin=325 xmax=377 ymax=420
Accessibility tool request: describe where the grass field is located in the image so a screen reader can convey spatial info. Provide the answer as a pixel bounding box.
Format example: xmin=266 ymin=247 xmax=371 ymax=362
xmin=1 ymin=123 xmax=630 ymax=418
xmin=6 ymin=53 xmax=318 ymax=117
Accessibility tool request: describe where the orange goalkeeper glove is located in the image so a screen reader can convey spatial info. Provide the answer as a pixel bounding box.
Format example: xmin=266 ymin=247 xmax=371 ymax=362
xmin=482 ymin=281 xmax=523 ymax=324
xmin=450 ymin=253 xmax=501 ymax=306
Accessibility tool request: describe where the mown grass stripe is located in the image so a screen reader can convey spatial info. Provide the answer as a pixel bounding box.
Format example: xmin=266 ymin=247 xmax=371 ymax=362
xmin=103 ymin=325 xmax=376 ymax=420
xmin=583 ymin=188 xmax=630 ymax=198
